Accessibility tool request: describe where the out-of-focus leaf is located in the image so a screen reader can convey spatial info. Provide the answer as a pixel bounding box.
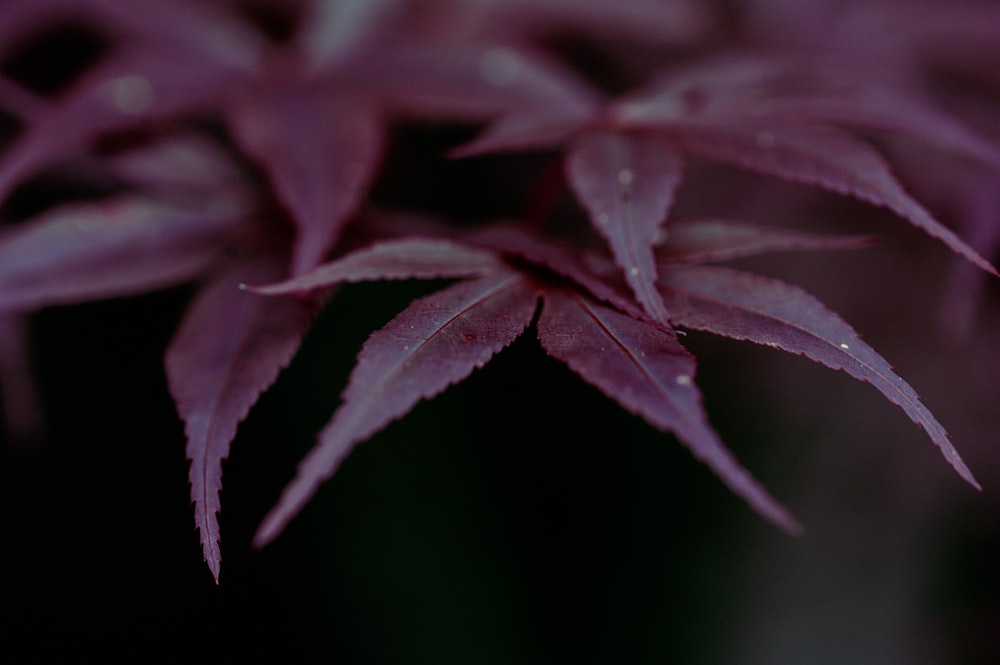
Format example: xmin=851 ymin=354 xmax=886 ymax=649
xmin=660 ymin=263 xmax=980 ymax=489
xmin=0 ymin=195 xmax=248 ymax=311
xmin=0 ymin=45 xmax=255 ymax=204
xmin=254 ymin=269 xmax=538 ymax=545
xmin=336 ymin=40 xmax=600 ymax=121
xmin=658 ymin=219 xmax=877 ymax=264
xmin=536 ymin=286 xmax=801 ymax=533
xmin=229 ymin=79 xmax=383 ymax=274
xmin=165 ymin=249 xmax=317 ymax=583
xmin=567 ymin=130 xmax=683 ymax=323
xmin=106 ymin=133 xmax=249 ymax=197
xmin=670 ymin=123 xmax=998 ymax=275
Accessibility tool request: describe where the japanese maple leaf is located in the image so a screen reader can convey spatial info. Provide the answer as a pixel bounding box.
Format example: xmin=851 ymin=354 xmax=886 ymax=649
xmin=245 ymin=233 xmax=801 ymax=547
xmin=245 ymin=215 xmax=979 ymax=547
xmin=454 ymin=53 xmax=1000 ymax=328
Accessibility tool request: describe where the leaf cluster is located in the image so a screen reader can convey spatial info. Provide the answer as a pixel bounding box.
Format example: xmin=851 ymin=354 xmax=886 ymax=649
xmin=1 ymin=0 xmax=998 ymax=583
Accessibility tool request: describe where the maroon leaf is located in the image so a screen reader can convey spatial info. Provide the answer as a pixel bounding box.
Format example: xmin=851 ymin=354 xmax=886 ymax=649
xmin=567 ymin=130 xmax=684 ymax=323
xmin=0 ymin=195 xmax=249 ymax=312
xmin=299 ymin=0 xmax=404 ymax=69
xmin=670 ymin=123 xmax=998 ymax=275
xmin=0 ymin=45 xmax=255 ymax=204
xmin=165 ymin=250 xmax=318 ymax=582
xmin=658 ymin=219 xmax=878 ymax=264
xmin=228 ymin=80 xmax=383 ymax=274
xmin=659 ymin=263 xmax=980 ymax=490
xmin=468 ymin=0 xmax=716 ymax=45
xmin=106 ymin=132 xmax=249 ymax=197
xmin=254 ymin=269 xmax=539 ymax=545
xmin=248 ymin=237 xmax=504 ymax=295
xmin=537 ymin=287 xmax=801 ymax=533
xmin=613 ymin=54 xmax=1000 ymax=166
xmin=337 ymin=40 xmax=600 ymax=121
xmin=450 ymin=108 xmax=595 ymax=158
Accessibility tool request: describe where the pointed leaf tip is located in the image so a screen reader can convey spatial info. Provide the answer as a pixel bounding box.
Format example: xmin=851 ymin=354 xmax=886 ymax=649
xmin=167 ymin=252 xmax=316 ymax=580
xmin=567 ymin=131 xmax=683 ymax=324
xmin=660 ymin=264 xmax=981 ymax=490
xmin=255 ymin=270 xmax=539 ymax=545
xmin=537 ymin=288 xmax=801 ymax=534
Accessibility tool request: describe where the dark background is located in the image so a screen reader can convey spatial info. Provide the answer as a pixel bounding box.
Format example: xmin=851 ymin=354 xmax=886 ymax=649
xmin=4 ymin=222 xmax=1000 ymax=664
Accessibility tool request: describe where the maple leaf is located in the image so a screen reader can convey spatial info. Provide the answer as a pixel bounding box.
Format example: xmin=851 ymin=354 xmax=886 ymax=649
xmin=248 ymin=229 xmax=801 ymax=545
xmin=454 ymin=51 xmax=1000 ymax=322
xmin=165 ymin=247 xmax=318 ymax=583
xmin=1 ymin=0 xmax=996 ymax=591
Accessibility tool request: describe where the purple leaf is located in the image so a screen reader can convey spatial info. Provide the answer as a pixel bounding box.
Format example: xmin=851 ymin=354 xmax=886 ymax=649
xmin=658 ymin=219 xmax=878 ymax=264
xmin=613 ymin=54 xmax=1000 ymax=166
xmin=0 ymin=45 xmax=254 ymax=204
xmin=659 ymin=263 xmax=980 ymax=490
xmin=537 ymin=287 xmax=801 ymax=533
xmin=254 ymin=269 xmax=539 ymax=546
xmin=469 ymin=0 xmax=716 ymax=45
xmin=0 ymin=195 xmax=249 ymax=312
xmin=337 ymin=40 xmax=600 ymax=121
xmin=359 ymin=210 xmax=645 ymax=321
xmin=299 ymin=0 xmax=404 ymax=69
xmin=228 ymin=80 xmax=383 ymax=275
xmin=106 ymin=133 xmax=249 ymax=197
xmin=450 ymin=108 xmax=594 ymax=158
xmin=670 ymin=123 xmax=998 ymax=275
xmin=567 ymin=130 xmax=684 ymax=323
xmin=248 ymin=237 xmax=504 ymax=295
xmin=165 ymin=250 xmax=318 ymax=583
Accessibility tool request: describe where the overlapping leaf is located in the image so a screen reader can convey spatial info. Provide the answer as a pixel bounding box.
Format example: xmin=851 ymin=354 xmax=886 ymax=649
xmin=254 ymin=268 xmax=539 ymax=545
xmin=229 ymin=79 xmax=384 ymax=275
xmin=165 ymin=249 xmax=318 ymax=583
xmin=536 ymin=286 xmax=801 ymax=532
xmin=566 ymin=130 xmax=683 ymax=323
xmin=0 ymin=195 xmax=249 ymax=312
xmin=659 ymin=263 xmax=979 ymax=489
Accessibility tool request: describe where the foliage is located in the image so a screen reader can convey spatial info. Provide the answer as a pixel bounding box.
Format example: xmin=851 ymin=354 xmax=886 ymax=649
xmin=1 ymin=0 xmax=998 ymax=588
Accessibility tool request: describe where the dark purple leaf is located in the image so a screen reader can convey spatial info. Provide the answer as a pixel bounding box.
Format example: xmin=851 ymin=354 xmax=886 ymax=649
xmin=299 ymin=0 xmax=404 ymax=69
xmin=254 ymin=269 xmax=539 ymax=545
xmin=229 ymin=79 xmax=383 ymax=274
xmin=613 ymin=54 xmax=1000 ymax=166
xmin=658 ymin=219 xmax=878 ymax=264
xmin=0 ymin=45 xmax=255 ymax=204
xmin=165 ymin=250 xmax=318 ymax=582
xmin=537 ymin=287 xmax=801 ymax=533
xmin=337 ymin=40 xmax=600 ymax=121
xmin=450 ymin=108 xmax=594 ymax=158
xmin=248 ymin=237 xmax=504 ymax=295
xmin=468 ymin=0 xmax=716 ymax=45
xmin=659 ymin=263 xmax=980 ymax=490
xmin=670 ymin=123 xmax=998 ymax=275
xmin=106 ymin=133 xmax=249 ymax=197
xmin=567 ymin=130 xmax=683 ymax=323
xmin=0 ymin=195 xmax=249 ymax=312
